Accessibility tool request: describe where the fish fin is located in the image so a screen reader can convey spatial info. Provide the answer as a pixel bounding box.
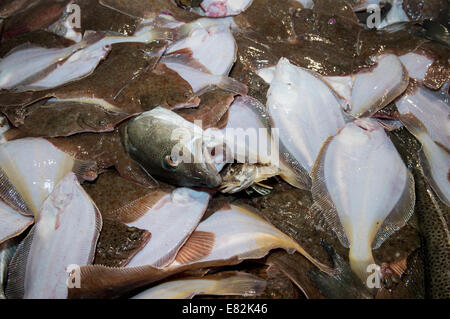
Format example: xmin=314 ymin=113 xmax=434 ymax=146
xmin=0 ymin=167 xmax=33 ymax=217
xmin=72 ymin=159 xmax=99 ymax=182
xmin=310 ymin=137 xmax=350 ymax=248
xmin=108 ymin=190 xmax=170 ymax=224
xmin=203 ymin=271 xmax=267 ymax=297
xmin=162 ymin=50 xmax=211 ymax=73
xmin=418 ymin=145 xmax=450 ymax=206
xmin=372 ymin=170 xmax=416 ymax=249
xmin=175 ymin=231 xmax=215 ymax=265
xmin=279 ymin=163 xmax=311 ymax=190
xmin=400 ymin=112 xmax=450 ymax=205
xmin=398 ymin=112 xmax=429 ymax=135
xmin=5 ymin=226 xmax=35 ymax=299
xmin=214 ymin=76 xmax=248 ymax=96
xmin=2 ymin=43 xmax=42 ymax=59
xmin=68 ymin=264 xmax=180 ymax=299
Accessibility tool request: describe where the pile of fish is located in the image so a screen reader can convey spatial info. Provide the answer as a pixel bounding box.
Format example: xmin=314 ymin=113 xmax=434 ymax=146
xmin=0 ymin=0 xmax=448 ymax=299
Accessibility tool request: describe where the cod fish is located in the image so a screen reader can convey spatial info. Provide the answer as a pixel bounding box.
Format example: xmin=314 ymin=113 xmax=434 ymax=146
xmin=123 ymin=107 xmax=222 ymax=188
xmin=396 ymin=82 xmax=450 ymax=205
xmin=0 ymin=138 xmax=96 ymax=217
xmin=6 ymin=173 xmax=102 ymax=299
xmin=311 ymin=118 xmax=415 ymax=282
xmin=131 ymin=271 xmax=266 ymax=299
xmin=267 ymin=58 xmax=346 ymax=188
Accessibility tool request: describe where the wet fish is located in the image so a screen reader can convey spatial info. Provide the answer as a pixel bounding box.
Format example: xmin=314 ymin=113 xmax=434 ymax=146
xmin=0 ymin=199 xmax=33 ymax=245
xmin=48 ymin=130 xmax=158 ymax=188
xmin=0 ymin=34 xmax=99 ymax=91
xmin=311 ymin=118 xmax=416 ymax=282
xmin=94 ymin=218 xmax=151 ymax=268
xmin=125 ymin=188 xmax=210 ymax=268
xmin=162 ymin=52 xmax=248 ymax=95
xmin=0 ymin=42 xmax=168 ymax=114
xmin=390 ymin=128 xmax=450 ymax=299
xmin=131 ymin=271 xmax=266 ymax=299
xmin=114 ymin=62 xmax=200 ymax=111
xmin=377 ymin=0 xmax=410 ymax=29
xmin=323 ymin=54 xmax=409 ymax=118
xmin=99 ymin=0 xmax=199 ymax=22
xmin=0 ymin=0 xmax=34 ymax=18
xmin=399 ymin=52 xmax=434 ymax=82
xmin=167 ymin=203 xmax=332 ymax=274
xmin=5 ymin=98 xmax=132 ymax=138
xmin=176 ymin=89 xmax=235 ymax=129
xmin=396 ymin=82 xmax=450 ymax=205
xmin=167 ymin=18 xmax=236 ymax=75
xmin=267 ymin=58 xmax=346 ymax=188
xmin=123 ymin=107 xmax=222 ymax=188
xmin=68 ymin=202 xmax=331 ymax=299
xmin=0 ymin=238 xmax=19 ymax=299
xmin=200 ymin=0 xmax=253 ymax=17
xmin=6 ymin=172 xmax=102 ymax=299
xmin=0 ymin=137 xmax=97 ymax=217
xmin=2 ymin=0 xmax=71 ymax=40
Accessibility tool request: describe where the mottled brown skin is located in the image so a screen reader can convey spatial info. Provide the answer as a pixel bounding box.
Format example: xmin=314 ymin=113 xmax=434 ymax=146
xmin=0 ymin=42 xmax=168 ymax=114
xmin=245 ymin=177 xmax=422 ymax=298
xmin=83 ymin=170 xmax=173 ymax=221
xmin=47 ymin=129 xmax=157 ymax=188
xmin=115 ymin=62 xmax=200 ymax=111
xmin=94 ymin=218 xmax=151 ymax=267
xmin=231 ymin=0 xmax=449 ymax=89
xmin=0 ymin=0 xmax=34 ymax=18
xmin=403 ymin=0 xmax=449 ymax=25
xmin=233 ymin=0 xmax=303 ymax=43
xmin=99 ymin=0 xmax=199 ymax=22
xmin=75 ymin=0 xmax=140 ymax=35
xmin=175 ymin=0 xmax=202 ymax=9
xmin=0 ymin=30 xmax=75 ymax=58
xmin=2 ymin=0 xmax=70 ymax=41
xmin=390 ymin=128 xmax=450 ymax=299
xmin=176 ymin=89 xmax=235 ymax=129
xmin=6 ymin=99 xmax=132 ymax=137
xmin=376 ymin=250 xmax=425 ymax=299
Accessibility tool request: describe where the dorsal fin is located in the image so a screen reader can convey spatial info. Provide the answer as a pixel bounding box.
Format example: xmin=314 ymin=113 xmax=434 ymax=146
xmin=175 ymin=231 xmax=215 ymax=265
xmin=372 ymin=170 xmax=416 ymax=249
xmin=310 ymin=136 xmax=350 ymax=248
xmin=5 ymin=226 xmax=35 ymax=299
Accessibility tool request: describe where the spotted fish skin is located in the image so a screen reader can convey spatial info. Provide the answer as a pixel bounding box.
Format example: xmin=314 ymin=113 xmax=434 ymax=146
xmin=390 ymin=128 xmax=450 ymax=299
xmin=414 ymin=168 xmax=450 ymax=299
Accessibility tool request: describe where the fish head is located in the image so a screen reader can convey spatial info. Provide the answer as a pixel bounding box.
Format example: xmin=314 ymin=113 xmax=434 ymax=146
xmin=123 ymin=107 xmax=222 ymax=188
xmin=219 ymin=163 xmax=257 ymax=193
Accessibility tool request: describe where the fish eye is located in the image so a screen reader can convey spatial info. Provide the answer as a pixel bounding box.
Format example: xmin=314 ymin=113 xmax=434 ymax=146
xmin=164 ymin=154 xmax=180 ymax=168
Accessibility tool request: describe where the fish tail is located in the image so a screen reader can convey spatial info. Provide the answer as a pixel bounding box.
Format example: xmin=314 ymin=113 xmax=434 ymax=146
xmin=349 ymin=243 xmax=377 ymax=286
xmin=215 ymin=76 xmax=248 ymax=96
